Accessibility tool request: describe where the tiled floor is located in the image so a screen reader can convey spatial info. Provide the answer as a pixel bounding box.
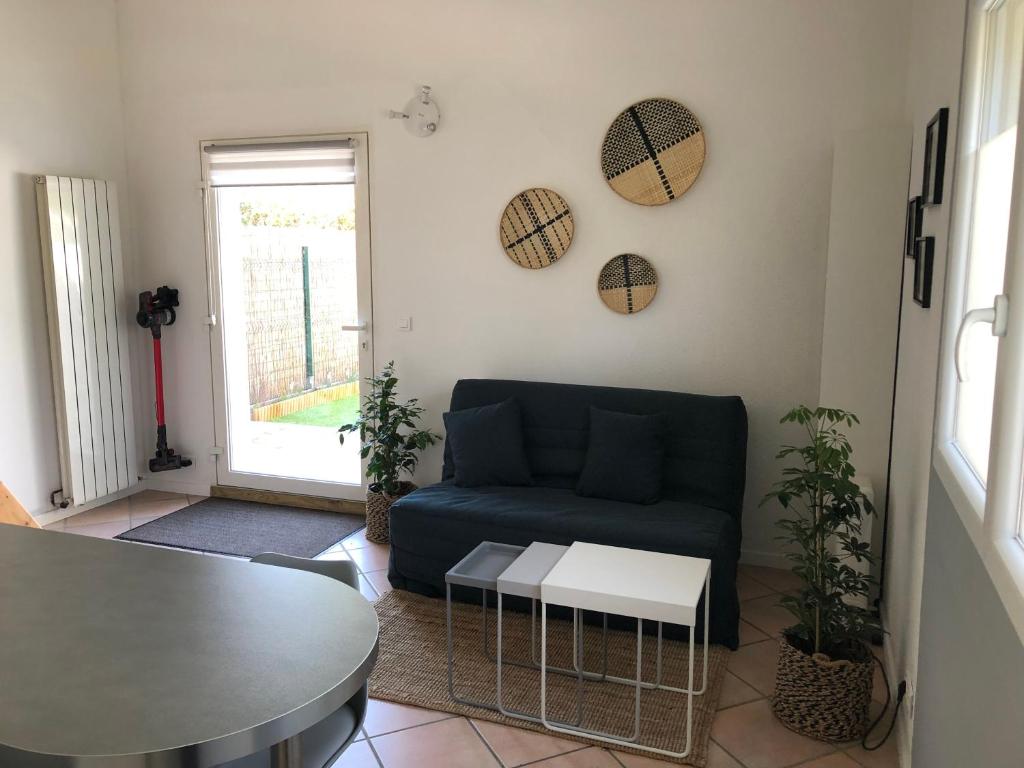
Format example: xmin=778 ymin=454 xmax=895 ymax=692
xmin=47 ymin=494 xmax=901 ymax=768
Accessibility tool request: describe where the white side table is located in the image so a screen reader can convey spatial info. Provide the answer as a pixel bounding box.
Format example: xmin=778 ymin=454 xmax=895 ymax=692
xmin=539 ymin=542 xmax=710 ymax=759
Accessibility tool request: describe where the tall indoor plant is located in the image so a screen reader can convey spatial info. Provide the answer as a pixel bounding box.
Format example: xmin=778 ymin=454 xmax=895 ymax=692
xmin=762 ymin=405 xmax=881 ymax=742
xmin=339 ymin=361 xmax=439 ymax=544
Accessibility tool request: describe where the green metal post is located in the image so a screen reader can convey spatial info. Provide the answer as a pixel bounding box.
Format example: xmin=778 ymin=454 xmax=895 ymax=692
xmin=302 ymin=246 xmax=313 ymax=390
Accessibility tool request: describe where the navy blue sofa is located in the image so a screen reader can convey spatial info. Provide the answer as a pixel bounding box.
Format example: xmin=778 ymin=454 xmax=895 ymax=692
xmin=387 ymin=379 xmax=748 ymax=649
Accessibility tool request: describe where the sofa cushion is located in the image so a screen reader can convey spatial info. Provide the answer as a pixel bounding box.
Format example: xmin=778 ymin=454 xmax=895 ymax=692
xmin=442 ymin=398 xmax=532 ymax=487
xmin=576 ymin=407 xmax=665 ymax=504
xmin=391 ymin=482 xmax=737 ymax=562
xmin=440 ymin=379 xmax=747 ymax=524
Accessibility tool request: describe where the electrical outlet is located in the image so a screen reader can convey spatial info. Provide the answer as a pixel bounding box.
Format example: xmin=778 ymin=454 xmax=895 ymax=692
xmin=397 ymin=316 xmax=412 ymax=331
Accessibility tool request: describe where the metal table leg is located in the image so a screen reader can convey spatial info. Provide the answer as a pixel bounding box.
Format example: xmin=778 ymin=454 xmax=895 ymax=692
xmin=540 ymin=601 xmax=642 ymax=743
xmin=447 ymin=582 xmax=500 ymax=712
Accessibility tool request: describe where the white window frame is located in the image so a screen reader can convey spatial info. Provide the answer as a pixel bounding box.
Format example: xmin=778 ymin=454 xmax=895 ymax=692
xmin=935 ymin=0 xmax=1024 ymax=641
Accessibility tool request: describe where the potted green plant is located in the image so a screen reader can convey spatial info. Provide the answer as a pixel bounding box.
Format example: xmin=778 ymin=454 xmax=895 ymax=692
xmin=762 ymin=405 xmax=881 ymax=742
xmin=339 ymin=361 xmax=440 ymax=544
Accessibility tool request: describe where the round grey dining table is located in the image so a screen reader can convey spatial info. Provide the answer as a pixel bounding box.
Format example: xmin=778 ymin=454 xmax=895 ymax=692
xmin=0 ymin=524 xmax=379 ymax=767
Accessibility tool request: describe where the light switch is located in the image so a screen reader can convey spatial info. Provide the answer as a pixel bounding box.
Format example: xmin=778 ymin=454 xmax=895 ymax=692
xmin=397 ymin=316 xmax=413 ymax=331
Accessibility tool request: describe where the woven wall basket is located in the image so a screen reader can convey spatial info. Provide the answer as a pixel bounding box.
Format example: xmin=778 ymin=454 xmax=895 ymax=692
xmin=598 ymin=254 xmax=658 ymax=314
xmin=499 ymin=188 xmax=574 ymax=269
xmin=364 ymin=481 xmax=416 ymax=544
xmin=601 ymin=98 xmax=705 ymax=206
xmin=772 ymin=634 xmax=873 ymax=742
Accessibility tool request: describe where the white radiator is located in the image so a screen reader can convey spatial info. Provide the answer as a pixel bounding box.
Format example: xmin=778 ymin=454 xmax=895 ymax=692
xmin=36 ymin=176 xmax=138 ymax=507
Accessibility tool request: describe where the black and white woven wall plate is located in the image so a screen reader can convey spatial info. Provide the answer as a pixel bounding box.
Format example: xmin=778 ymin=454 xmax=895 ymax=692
xmin=601 ymin=98 xmax=705 ymax=206
xmin=598 ymin=254 xmax=658 ymax=314
xmin=498 ymin=188 xmax=575 ymax=269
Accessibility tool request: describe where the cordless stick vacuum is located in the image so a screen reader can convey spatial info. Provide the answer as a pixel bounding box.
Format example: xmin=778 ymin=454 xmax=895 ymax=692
xmin=136 ymin=286 xmax=192 ymax=472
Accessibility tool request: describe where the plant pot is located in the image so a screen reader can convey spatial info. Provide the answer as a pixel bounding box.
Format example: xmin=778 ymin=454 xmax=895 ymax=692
xmin=364 ymin=481 xmax=416 ymax=544
xmin=772 ymin=632 xmax=874 ymax=742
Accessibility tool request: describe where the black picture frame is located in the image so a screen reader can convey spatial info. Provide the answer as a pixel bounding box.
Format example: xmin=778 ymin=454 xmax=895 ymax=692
xmin=922 ymin=108 xmax=949 ymax=206
xmin=904 ymin=196 xmax=923 ymax=258
xmin=913 ymin=236 xmax=935 ymax=308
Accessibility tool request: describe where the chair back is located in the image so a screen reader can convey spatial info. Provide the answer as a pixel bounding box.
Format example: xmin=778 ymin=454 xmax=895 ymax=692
xmin=250 ymin=551 xmax=359 ymax=590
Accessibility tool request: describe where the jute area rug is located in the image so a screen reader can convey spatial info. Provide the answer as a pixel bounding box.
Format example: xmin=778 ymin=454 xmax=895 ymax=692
xmin=368 ymin=590 xmax=728 ymax=766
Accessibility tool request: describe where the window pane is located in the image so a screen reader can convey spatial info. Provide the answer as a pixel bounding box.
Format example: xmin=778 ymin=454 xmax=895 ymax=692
xmin=954 ymin=0 xmax=1024 ymax=483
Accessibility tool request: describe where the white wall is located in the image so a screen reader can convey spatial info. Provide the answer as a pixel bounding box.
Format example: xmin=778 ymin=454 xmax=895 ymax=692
xmin=113 ymin=0 xmax=911 ymax=560
xmin=883 ymin=0 xmax=969 ymax=759
xmin=818 ymin=125 xmax=911 ymax=578
xmin=0 ymin=0 xmax=129 ymax=515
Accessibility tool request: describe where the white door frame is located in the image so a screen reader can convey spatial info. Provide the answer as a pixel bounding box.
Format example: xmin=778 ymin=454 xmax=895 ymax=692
xmin=201 ymin=132 xmax=373 ymax=500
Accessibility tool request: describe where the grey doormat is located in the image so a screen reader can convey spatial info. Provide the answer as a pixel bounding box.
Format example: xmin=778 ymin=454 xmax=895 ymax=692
xmin=115 ymin=497 xmax=365 ymax=558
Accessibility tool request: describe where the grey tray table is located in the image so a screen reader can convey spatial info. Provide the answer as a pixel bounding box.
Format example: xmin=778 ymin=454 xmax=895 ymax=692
xmin=445 ymin=541 xmax=525 ymax=710
xmin=495 ymin=542 xmax=570 ymax=720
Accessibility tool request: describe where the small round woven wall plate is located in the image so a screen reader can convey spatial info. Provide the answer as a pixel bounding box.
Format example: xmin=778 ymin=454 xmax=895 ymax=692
xmin=597 ymin=254 xmax=658 ymax=314
xmin=498 ymin=188 xmax=574 ymax=269
xmin=601 ymin=97 xmax=705 ymax=206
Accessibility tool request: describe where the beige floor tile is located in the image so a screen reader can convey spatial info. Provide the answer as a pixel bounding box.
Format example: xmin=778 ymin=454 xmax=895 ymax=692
xmin=615 ymin=743 xmax=745 ymax=767
xmin=130 ymin=496 xmax=190 ymax=519
xmin=738 ymin=619 xmax=769 ymax=646
xmin=372 ymin=716 xmax=498 ymax=767
xmin=62 ymin=520 xmax=131 ymax=539
xmin=333 ymin=739 xmax=380 ymax=767
xmin=186 ymin=494 xmax=209 ymax=505
xmin=348 ymin=543 xmax=390 ymax=572
xmin=472 ymin=718 xmax=581 ymax=766
xmin=718 ymin=670 xmax=763 ymax=709
xmin=739 ymin=565 xmax=804 ymax=593
xmin=842 ymin=736 xmax=900 ymax=768
xmin=711 ymin=700 xmax=835 ymax=768
xmin=529 ymin=746 xmax=619 ymax=767
xmin=364 ymin=570 xmax=392 ymax=598
xmin=739 ymin=595 xmax=794 ymax=638
xmin=362 ymin=699 xmax=454 ymax=737
xmin=706 ymin=741 xmax=745 ymax=768
xmin=357 ymin=575 xmax=378 ymax=601
xmin=43 ymin=520 xmax=65 ymax=531
xmin=318 ymin=548 xmax=353 ymax=562
xmin=727 ymin=639 xmax=779 ymax=696
xmin=343 ymin=529 xmax=372 ymax=550
xmin=737 ymin=573 xmax=775 ymax=601
xmin=794 ymin=753 xmax=862 ymax=767
xmin=130 ymin=489 xmax=187 ymax=504
xmin=65 ymin=499 xmax=131 ymax=527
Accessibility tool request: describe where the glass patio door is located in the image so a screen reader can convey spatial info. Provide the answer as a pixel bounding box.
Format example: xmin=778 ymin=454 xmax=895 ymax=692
xmin=203 ymin=135 xmax=372 ymax=499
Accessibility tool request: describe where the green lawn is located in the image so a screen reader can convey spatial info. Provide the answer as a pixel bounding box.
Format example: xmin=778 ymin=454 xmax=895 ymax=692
xmin=271 ymin=394 xmax=360 ymax=428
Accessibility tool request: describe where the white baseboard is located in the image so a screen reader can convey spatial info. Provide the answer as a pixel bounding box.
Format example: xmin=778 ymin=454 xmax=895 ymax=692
xmin=739 ymin=548 xmax=790 ymax=569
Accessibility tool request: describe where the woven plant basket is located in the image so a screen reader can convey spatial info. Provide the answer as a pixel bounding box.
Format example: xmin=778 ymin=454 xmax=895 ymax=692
xmin=772 ymin=633 xmax=873 ymax=742
xmin=365 ymin=481 xmax=416 ymax=544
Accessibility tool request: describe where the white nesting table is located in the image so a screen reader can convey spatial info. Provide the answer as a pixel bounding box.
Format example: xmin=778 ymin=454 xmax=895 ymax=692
xmin=539 ymin=542 xmax=710 ymax=759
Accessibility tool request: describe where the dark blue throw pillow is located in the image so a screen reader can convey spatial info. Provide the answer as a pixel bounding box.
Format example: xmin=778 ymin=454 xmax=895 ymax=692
xmin=443 ymin=398 xmax=533 ymax=487
xmin=576 ymin=407 xmax=665 ymax=504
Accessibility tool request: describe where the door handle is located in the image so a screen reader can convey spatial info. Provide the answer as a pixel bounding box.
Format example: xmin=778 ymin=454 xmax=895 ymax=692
xmin=955 ymin=294 xmax=1009 ymax=382
xmin=341 ymin=323 xmax=367 ymax=332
